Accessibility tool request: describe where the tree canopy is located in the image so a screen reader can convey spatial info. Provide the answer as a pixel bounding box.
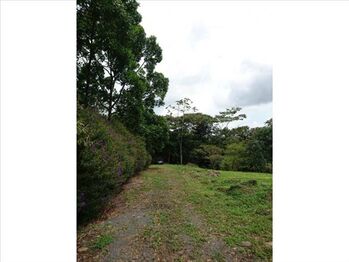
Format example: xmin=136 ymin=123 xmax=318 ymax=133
xmin=77 ymin=0 xmax=168 ymax=124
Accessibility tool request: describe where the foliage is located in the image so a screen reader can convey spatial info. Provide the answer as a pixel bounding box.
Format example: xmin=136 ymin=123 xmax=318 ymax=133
xmin=242 ymin=138 xmax=267 ymax=172
xmin=165 ymin=98 xmax=198 ymax=164
xmin=191 ymin=144 xmax=223 ymax=169
xmin=250 ymin=120 xmax=272 ymax=164
xmin=142 ymin=113 xmax=169 ymax=159
xmin=77 ymin=106 xmax=151 ymax=224
xmin=221 ymin=142 xmax=247 ymax=171
xmin=163 ymin=113 xmax=213 ymax=164
xmin=77 ymin=0 xmax=171 ymax=223
xmin=93 ymin=234 xmax=113 ymax=250
xmin=161 ymin=99 xmax=272 ymax=173
xmin=77 ymin=0 xmax=168 ymax=121
xmin=220 ymin=120 xmax=272 ymax=172
xmin=214 ymin=107 xmax=246 ymax=129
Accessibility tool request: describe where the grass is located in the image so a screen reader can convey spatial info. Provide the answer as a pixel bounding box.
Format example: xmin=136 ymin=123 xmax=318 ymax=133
xmin=126 ymin=164 xmax=272 ymax=260
xmin=78 ymin=164 xmax=272 ymax=261
xmin=92 ymin=233 xmax=113 ymax=250
xmin=180 ymin=165 xmax=272 ymax=258
xmin=77 ymin=224 xmax=114 ymax=261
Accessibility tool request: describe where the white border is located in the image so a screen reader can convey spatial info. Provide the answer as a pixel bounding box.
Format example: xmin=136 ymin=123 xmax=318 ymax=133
xmin=1 ymin=1 xmax=349 ymax=262
xmin=274 ymin=2 xmax=349 ymax=262
xmin=1 ymin=1 xmax=76 ymax=261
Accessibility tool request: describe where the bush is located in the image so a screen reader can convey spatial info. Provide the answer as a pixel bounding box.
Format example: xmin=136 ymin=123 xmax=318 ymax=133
xmin=222 ymin=140 xmax=270 ymax=173
xmin=242 ymin=139 xmax=267 ymax=172
xmin=77 ymin=106 xmax=151 ymax=224
xmin=191 ymin=144 xmax=223 ymax=169
xmin=221 ymin=142 xmax=247 ymax=171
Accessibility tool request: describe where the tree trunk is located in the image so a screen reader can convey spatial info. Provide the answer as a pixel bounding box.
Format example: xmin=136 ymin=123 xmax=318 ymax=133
xmin=107 ymin=105 xmax=112 ymax=121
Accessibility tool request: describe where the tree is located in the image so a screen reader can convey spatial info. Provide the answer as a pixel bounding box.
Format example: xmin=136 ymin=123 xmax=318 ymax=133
xmin=77 ymin=0 xmax=168 ymax=122
xmin=100 ymin=34 xmax=166 ymax=120
xmin=221 ymin=142 xmax=247 ymax=171
xmin=166 ymin=98 xmax=198 ymax=165
xmin=214 ymin=107 xmax=246 ymax=129
xmin=192 ymin=144 xmax=223 ymax=169
xmin=142 ymin=113 xmax=169 ymax=159
xmin=183 ymin=113 xmax=214 ymax=142
xmin=163 ymin=112 xmax=214 ymax=164
xmin=77 ymin=0 xmax=105 ymax=107
xmin=243 ymin=139 xmax=267 ymax=172
xmin=248 ymin=118 xmax=272 ymax=171
xmin=76 ymin=0 xmax=172 ymax=223
xmin=210 ymin=107 xmax=247 ymax=146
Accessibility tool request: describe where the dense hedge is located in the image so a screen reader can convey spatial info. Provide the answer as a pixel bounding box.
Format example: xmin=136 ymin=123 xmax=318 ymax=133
xmin=77 ymin=107 xmax=151 ymax=224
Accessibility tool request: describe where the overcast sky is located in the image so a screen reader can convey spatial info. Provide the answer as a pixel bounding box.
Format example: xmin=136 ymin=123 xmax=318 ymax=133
xmin=139 ymin=1 xmax=273 ymax=127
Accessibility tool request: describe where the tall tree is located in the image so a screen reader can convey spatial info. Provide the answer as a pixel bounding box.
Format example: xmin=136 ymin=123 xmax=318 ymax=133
xmin=77 ymin=0 xmax=104 ymax=107
xmin=166 ymin=98 xmax=198 ymax=165
xmin=77 ymin=0 xmax=168 ymax=122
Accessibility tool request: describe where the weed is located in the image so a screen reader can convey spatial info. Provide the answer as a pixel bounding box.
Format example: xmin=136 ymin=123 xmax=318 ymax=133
xmin=92 ymin=234 xmax=113 ymax=250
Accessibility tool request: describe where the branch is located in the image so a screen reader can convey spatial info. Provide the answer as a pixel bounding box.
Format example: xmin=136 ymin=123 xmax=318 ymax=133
xmin=136 ymin=60 xmax=146 ymax=74
xmin=102 ymin=64 xmax=111 ymax=75
xmin=98 ymin=101 xmax=109 ymax=111
xmin=113 ymin=83 xmax=126 ymax=107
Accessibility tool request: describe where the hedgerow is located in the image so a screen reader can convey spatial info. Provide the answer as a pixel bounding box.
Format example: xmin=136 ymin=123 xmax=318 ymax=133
xmin=77 ymin=106 xmax=151 ymax=224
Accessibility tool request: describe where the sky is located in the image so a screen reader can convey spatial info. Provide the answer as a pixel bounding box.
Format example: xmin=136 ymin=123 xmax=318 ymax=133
xmin=139 ymin=1 xmax=273 ymax=127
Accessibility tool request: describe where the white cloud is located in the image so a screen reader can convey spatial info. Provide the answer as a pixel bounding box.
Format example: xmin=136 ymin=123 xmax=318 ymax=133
xmin=228 ymin=61 xmax=272 ymax=107
xmin=139 ymin=1 xmax=273 ymax=127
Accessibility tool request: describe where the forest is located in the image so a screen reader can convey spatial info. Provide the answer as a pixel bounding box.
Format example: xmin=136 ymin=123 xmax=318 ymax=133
xmin=77 ymin=0 xmax=272 ymax=225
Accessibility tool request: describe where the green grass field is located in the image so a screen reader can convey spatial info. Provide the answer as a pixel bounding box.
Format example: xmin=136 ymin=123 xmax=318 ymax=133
xmin=126 ymin=164 xmax=272 ymax=260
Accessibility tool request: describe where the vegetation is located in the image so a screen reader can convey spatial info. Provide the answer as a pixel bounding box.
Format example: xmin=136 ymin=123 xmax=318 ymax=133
xmin=76 ymin=0 xmax=272 ymax=243
xmin=92 ymin=234 xmax=113 ymax=250
xmin=78 ymin=165 xmax=272 ymax=261
xmin=140 ymin=165 xmax=272 ymax=260
xmin=77 ymin=106 xmax=150 ymax=223
xmin=161 ymin=99 xmax=272 ymax=173
xmin=76 ymin=1 xmax=273 ymax=260
xmin=77 ymin=0 xmax=168 ymax=125
xmin=77 ymin=0 xmax=168 ymax=223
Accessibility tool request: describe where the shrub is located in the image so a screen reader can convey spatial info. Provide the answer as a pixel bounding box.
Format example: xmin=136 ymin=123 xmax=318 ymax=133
xmin=221 ymin=140 xmax=270 ymax=173
xmin=191 ymin=144 xmax=223 ymax=169
xmin=242 ymin=139 xmax=267 ymax=172
xmin=221 ymin=142 xmax=247 ymax=171
xmin=77 ymin=106 xmax=151 ymax=224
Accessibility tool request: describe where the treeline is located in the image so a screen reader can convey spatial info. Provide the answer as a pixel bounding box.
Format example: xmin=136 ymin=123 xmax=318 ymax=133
xmin=77 ymin=0 xmax=168 ymax=223
xmin=158 ymin=98 xmax=272 ymax=173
